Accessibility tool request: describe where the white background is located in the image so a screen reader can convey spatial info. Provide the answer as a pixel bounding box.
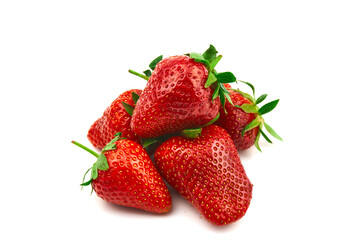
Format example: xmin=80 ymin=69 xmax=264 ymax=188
xmin=1 ymin=1 xmax=359 ymax=239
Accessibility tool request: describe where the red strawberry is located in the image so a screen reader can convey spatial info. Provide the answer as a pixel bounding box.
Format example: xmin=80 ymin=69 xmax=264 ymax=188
xmin=215 ymin=82 xmax=282 ymax=151
xmin=72 ymin=133 xmax=172 ymax=213
xmin=154 ymin=125 xmax=253 ymax=225
xmin=130 ymin=55 xmax=219 ymax=138
xmin=129 ymin=45 xmax=237 ymax=139
xmin=88 ymin=89 xmax=142 ymax=149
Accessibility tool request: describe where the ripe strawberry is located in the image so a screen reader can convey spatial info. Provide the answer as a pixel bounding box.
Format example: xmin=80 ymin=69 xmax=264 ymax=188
xmin=72 ymin=133 xmax=172 ymax=213
xmin=215 ymin=82 xmax=282 ymax=151
xmin=154 ymin=125 xmax=253 ymax=225
xmin=129 ymin=45 xmax=237 ymax=138
xmin=87 ymin=89 xmax=142 ymax=149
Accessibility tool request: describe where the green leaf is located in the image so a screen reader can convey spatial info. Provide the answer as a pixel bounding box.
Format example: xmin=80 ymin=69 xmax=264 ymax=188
xmin=254 ymin=131 xmax=262 ymax=152
xmin=202 ymin=45 xmax=218 ymax=62
xmin=260 ymin=128 xmax=272 ymax=144
xmin=216 ymin=72 xmax=237 ymax=83
xmin=96 ymin=154 xmax=109 ymax=171
xmin=258 ymin=99 xmax=279 ymax=115
xmin=241 ymin=116 xmax=261 ymax=137
xmin=122 ymin=101 xmax=134 ymax=116
xmin=190 ymin=52 xmax=210 ymax=67
xmin=240 ymin=80 xmax=256 ymax=98
xmin=256 ymin=94 xmax=267 ymax=104
xmin=143 ymin=70 xmax=152 ymax=77
xmin=239 ymin=103 xmax=259 ymax=113
xmin=149 ymin=55 xmax=163 ymax=70
xmin=209 ymin=55 xmax=222 ymax=69
xmin=132 ymin=92 xmax=140 ymax=105
xmin=205 ymin=72 xmax=217 ymax=88
xmin=212 ymin=82 xmax=220 ymax=100
xmin=264 ymin=122 xmax=283 ymax=141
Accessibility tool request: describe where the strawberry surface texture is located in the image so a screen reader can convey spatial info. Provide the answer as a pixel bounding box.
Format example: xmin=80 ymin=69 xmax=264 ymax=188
xmin=130 ymin=55 xmax=220 ymax=138
xmin=154 ymin=125 xmax=253 ymax=225
xmin=215 ymin=88 xmax=259 ymax=150
xmin=92 ymin=139 xmax=172 ymax=213
xmin=88 ymin=89 xmax=142 ymax=149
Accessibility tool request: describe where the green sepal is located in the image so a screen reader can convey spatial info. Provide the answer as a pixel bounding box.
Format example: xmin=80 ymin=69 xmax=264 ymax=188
xmin=91 ymin=163 xmax=99 ymax=178
xmin=181 ymin=128 xmax=202 ymax=139
xmin=96 ymin=154 xmax=110 ymax=170
xmin=264 ymin=122 xmax=283 ymax=141
xmin=258 ymin=99 xmax=279 ymax=115
xmin=103 ymin=142 xmax=116 ymax=151
xmin=219 ymin=90 xmax=226 ymax=111
xmin=143 ymin=70 xmax=152 ymax=77
xmin=149 ymin=55 xmax=163 ymax=70
xmin=202 ymin=44 xmax=218 ymax=62
xmin=210 ymin=55 xmax=222 ymax=69
xmin=260 ymin=128 xmax=272 ymax=144
xmin=212 ymin=82 xmax=220 ymax=100
xmin=238 ymin=103 xmax=259 ymax=113
xmin=240 ymin=80 xmax=256 ymax=98
xmin=254 ymin=131 xmax=262 ymax=152
xmin=220 ymin=83 xmax=234 ymax=106
xmin=81 ymin=179 xmax=93 ymax=187
xmin=190 ymin=52 xmax=210 ymax=68
xmin=81 ymin=167 xmax=92 ymax=189
xmin=205 ymin=72 xmax=217 ymax=88
xmin=132 ymin=92 xmax=140 ymax=105
xmin=232 ymin=89 xmax=255 ymax=103
xmin=241 ymin=116 xmax=262 ymax=137
xmin=216 ymin=72 xmax=237 ymax=83
xmin=256 ymin=94 xmax=268 ymax=104
xmin=122 ymin=101 xmax=134 ymax=116
xmin=201 ymin=113 xmax=220 ymax=127
xmin=142 ymin=138 xmax=160 ymax=149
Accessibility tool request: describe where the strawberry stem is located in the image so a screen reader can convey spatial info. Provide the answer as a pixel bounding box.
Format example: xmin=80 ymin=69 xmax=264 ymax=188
xmin=128 ymin=69 xmax=149 ymax=81
xmin=71 ymin=141 xmax=99 ymax=158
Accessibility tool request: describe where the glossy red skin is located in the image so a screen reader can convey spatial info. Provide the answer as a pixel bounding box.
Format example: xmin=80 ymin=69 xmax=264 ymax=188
xmin=92 ymin=139 xmax=172 ymax=213
xmin=215 ymin=88 xmax=259 ymax=151
xmin=154 ymin=125 xmax=252 ymax=225
xmin=88 ymin=89 xmax=142 ymax=149
xmin=131 ymin=55 xmax=220 ymax=138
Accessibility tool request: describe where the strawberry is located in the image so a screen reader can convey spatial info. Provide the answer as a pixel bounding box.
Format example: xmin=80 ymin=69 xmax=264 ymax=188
xmin=72 ymin=133 xmax=172 ymax=213
xmin=87 ymin=89 xmax=142 ymax=149
xmin=154 ymin=125 xmax=253 ymax=225
xmin=129 ymin=45 xmax=237 ymax=138
xmin=215 ymin=82 xmax=282 ymax=151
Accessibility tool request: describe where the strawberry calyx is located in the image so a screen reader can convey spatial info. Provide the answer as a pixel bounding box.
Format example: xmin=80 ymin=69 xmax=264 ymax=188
xmin=189 ymin=45 xmax=236 ymax=112
xmin=121 ymin=91 xmax=140 ymax=116
xmin=72 ymin=132 xmax=125 ymax=189
xmin=128 ymin=55 xmax=163 ymax=80
xmin=180 ymin=112 xmax=220 ymax=139
xmin=233 ymin=81 xmax=282 ymax=152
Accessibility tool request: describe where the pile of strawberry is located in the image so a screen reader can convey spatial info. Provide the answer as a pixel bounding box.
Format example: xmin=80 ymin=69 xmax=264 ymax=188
xmin=73 ymin=45 xmax=281 ymax=226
